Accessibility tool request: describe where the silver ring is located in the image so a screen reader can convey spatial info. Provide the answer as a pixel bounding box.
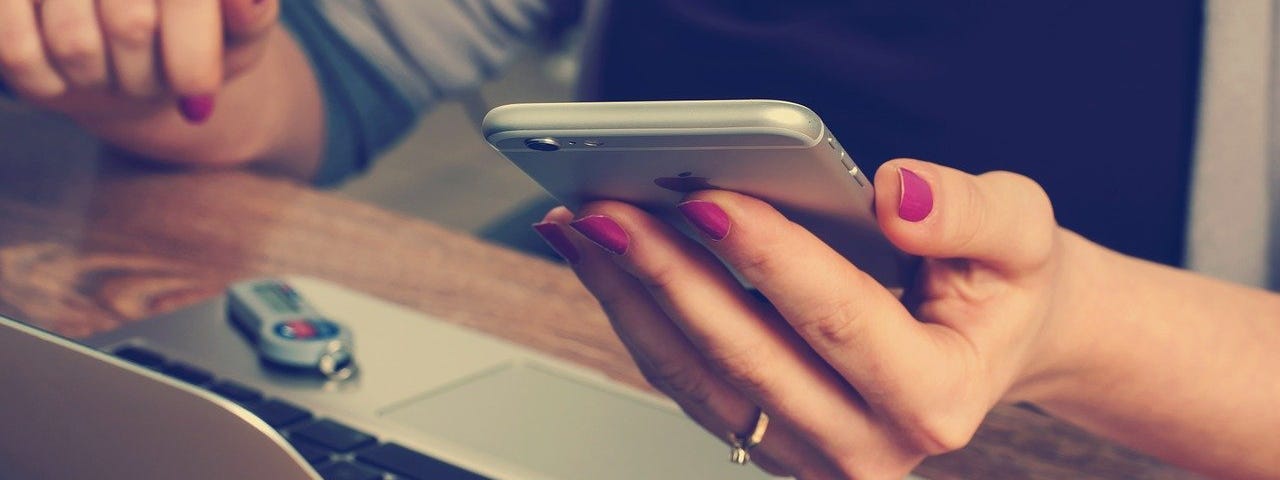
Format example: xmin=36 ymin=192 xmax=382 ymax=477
xmin=727 ymin=410 xmax=769 ymax=465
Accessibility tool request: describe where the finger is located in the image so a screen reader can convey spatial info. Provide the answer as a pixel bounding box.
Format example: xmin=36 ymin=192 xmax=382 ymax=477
xmin=675 ymin=190 xmax=979 ymax=454
xmin=40 ymin=0 xmax=110 ymax=89
xmin=0 ymin=0 xmax=67 ymax=98
xmin=874 ymin=158 xmax=1057 ymax=274
xmin=220 ymin=0 xmax=277 ymax=43
xmin=535 ymin=208 xmax=837 ymax=478
xmin=99 ymin=0 xmax=162 ymax=97
xmin=218 ymin=0 xmax=276 ymax=77
xmin=568 ymin=202 xmax=921 ymax=476
xmin=158 ymin=0 xmax=221 ymax=96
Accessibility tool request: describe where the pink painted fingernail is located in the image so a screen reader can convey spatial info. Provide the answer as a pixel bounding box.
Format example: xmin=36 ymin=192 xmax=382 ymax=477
xmin=178 ymin=95 xmax=216 ymax=124
xmin=532 ymin=222 xmax=581 ymax=264
xmin=677 ymin=200 xmax=730 ymax=241
xmin=898 ymin=167 xmax=933 ymax=222
xmin=569 ymin=215 xmax=629 ymax=255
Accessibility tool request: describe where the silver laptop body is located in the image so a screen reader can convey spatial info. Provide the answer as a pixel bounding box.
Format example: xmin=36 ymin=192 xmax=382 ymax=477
xmin=1 ymin=276 xmax=778 ymax=479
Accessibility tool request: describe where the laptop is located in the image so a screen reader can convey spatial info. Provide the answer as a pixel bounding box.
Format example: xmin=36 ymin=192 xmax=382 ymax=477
xmin=0 ymin=276 xmax=781 ymax=479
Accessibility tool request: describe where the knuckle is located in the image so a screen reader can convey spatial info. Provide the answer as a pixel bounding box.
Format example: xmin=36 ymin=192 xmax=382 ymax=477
xmin=830 ymin=457 xmax=862 ymax=480
xmin=946 ymin=175 xmax=989 ymax=252
xmin=982 ymin=170 xmax=1057 ymax=264
xmin=117 ymin=75 xmax=160 ymax=98
xmin=753 ymin=461 xmax=791 ymax=478
xmin=102 ymin=1 xmax=158 ymax=48
xmin=642 ymin=359 xmax=714 ymax=409
xmin=0 ymin=38 xmax=43 ymax=74
xmin=983 ymin=170 xmax=1053 ymax=220
xmin=795 ymin=295 xmax=867 ymax=348
xmin=591 ymin=289 xmax=629 ymax=321
xmin=828 ymin=455 xmax=890 ymax=480
xmin=728 ymin=220 xmax=804 ymax=281
xmin=832 ymin=459 xmax=917 ymax=480
xmin=23 ymin=80 xmax=68 ymax=100
xmin=792 ymin=466 xmax=836 ymax=480
xmin=171 ymin=72 xmax=223 ymax=97
xmin=634 ymin=258 xmax=682 ymax=293
xmin=731 ymin=235 xmax=787 ymax=281
xmin=47 ymin=31 xmax=103 ymax=66
xmin=894 ymin=409 xmax=976 ymax=455
xmin=0 ymin=40 xmax=66 ymax=98
xmin=702 ymin=342 xmax=776 ymax=397
xmin=733 ymin=249 xmax=775 ymax=280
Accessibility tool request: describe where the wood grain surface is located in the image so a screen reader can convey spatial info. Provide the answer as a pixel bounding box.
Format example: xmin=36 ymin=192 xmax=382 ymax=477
xmin=0 ymin=110 xmax=1200 ymax=479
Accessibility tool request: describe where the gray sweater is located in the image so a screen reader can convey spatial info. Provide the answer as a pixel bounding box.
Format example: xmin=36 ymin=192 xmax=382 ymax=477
xmin=281 ymin=0 xmax=1278 ymax=289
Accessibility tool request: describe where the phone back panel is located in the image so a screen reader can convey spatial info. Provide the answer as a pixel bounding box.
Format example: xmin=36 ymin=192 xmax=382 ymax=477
xmin=484 ymin=100 xmax=904 ymax=288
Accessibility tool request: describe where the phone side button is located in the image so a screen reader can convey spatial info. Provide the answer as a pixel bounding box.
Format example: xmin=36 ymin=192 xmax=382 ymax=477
xmin=850 ymin=172 xmax=866 ymax=187
xmin=839 ymin=151 xmax=867 ymax=187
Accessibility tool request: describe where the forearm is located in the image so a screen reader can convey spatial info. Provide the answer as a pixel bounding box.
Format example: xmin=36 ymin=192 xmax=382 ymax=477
xmin=1035 ymin=234 xmax=1280 ymax=478
xmin=83 ymin=27 xmax=323 ymax=180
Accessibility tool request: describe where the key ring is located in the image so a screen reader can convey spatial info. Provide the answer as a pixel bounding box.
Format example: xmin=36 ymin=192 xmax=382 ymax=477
xmin=317 ymin=340 xmax=356 ymax=381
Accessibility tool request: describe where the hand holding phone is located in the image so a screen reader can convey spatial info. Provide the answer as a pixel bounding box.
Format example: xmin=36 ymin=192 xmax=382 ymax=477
xmin=483 ymin=99 xmax=909 ymax=288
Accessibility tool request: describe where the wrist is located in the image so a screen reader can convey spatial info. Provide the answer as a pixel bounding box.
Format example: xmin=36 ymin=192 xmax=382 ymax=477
xmin=1003 ymin=229 xmax=1127 ymax=406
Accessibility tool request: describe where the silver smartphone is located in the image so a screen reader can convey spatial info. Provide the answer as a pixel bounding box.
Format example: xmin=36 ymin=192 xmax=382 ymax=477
xmin=483 ymin=99 xmax=906 ymax=288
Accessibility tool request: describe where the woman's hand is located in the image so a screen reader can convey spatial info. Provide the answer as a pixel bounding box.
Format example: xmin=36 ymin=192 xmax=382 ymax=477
xmin=533 ymin=158 xmax=1096 ymax=478
xmin=0 ymin=0 xmax=279 ymax=124
xmin=0 ymin=0 xmax=323 ymax=178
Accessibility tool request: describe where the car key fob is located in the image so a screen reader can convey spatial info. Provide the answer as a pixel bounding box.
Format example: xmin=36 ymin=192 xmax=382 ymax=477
xmin=226 ymin=278 xmax=356 ymax=381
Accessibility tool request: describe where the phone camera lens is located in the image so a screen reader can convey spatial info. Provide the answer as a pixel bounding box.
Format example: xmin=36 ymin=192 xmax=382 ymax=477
xmin=524 ymin=138 xmax=560 ymax=152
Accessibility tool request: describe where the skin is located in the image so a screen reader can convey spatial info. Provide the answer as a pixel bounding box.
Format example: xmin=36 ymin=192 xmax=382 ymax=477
xmin=3 ymin=4 xmax=1277 ymax=476
xmin=0 ymin=0 xmax=323 ymax=179
xmin=537 ymin=158 xmax=1280 ymax=479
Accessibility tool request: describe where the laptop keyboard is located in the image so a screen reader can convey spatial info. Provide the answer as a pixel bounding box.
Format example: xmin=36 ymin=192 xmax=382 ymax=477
xmin=111 ymin=345 xmax=490 ymax=480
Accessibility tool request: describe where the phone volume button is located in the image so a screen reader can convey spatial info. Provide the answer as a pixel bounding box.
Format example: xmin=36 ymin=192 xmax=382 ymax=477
xmin=850 ymin=172 xmax=866 ymax=187
xmin=839 ymin=150 xmax=855 ymax=171
xmin=845 ymin=157 xmax=867 ymax=187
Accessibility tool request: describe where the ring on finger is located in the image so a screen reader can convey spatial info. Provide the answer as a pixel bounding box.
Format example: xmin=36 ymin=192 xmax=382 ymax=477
xmin=727 ymin=409 xmax=769 ymax=465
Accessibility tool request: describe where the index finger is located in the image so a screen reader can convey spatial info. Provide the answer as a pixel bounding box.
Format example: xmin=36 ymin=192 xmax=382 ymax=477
xmin=159 ymin=0 xmax=222 ymax=96
xmin=676 ymin=190 xmax=967 ymax=411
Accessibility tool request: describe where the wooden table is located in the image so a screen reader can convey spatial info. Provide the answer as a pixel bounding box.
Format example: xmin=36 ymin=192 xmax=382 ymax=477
xmin=0 ymin=108 xmax=1198 ymax=479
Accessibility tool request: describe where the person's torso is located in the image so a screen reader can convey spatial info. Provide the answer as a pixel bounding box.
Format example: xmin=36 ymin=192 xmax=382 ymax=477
xmin=583 ymin=0 xmax=1205 ymax=266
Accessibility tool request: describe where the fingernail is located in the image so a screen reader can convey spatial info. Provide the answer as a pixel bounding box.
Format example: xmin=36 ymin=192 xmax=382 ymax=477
xmin=569 ymin=215 xmax=629 ymax=255
xmin=178 ymin=95 xmax=216 ymax=124
xmin=898 ymin=167 xmax=933 ymax=222
xmin=677 ymin=200 xmax=730 ymax=241
xmin=532 ymin=222 xmax=581 ymax=264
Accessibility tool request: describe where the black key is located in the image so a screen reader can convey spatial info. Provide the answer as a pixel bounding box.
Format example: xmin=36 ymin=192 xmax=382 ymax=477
xmin=246 ymin=399 xmax=312 ymax=428
xmin=161 ymin=362 xmax=214 ymax=386
xmin=315 ymin=461 xmax=384 ymax=480
xmin=290 ymin=419 xmax=376 ymax=453
xmin=210 ymin=380 xmax=264 ymax=405
xmin=288 ymin=438 xmax=333 ymax=466
xmin=357 ymin=443 xmax=489 ymax=480
xmin=114 ymin=345 xmax=165 ymax=369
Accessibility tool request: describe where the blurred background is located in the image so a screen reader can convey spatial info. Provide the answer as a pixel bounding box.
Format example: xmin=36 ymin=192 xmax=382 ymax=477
xmin=337 ymin=39 xmax=582 ymax=252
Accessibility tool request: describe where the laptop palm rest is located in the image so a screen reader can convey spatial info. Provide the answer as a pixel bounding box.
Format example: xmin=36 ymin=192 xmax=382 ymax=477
xmin=81 ymin=276 xmax=779 ymax=479
xmin=381 ymin=361 xmax=739 ymax=479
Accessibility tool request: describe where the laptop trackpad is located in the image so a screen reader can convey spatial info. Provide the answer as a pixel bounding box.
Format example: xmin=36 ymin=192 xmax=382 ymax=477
xmin=380 ymin=362 xmax=768 ymax=480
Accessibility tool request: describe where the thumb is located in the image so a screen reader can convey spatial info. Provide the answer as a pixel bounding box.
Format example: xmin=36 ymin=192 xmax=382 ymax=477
xmin=874 ymin=158 xmax=1058 ymax=274
xmin=221 ymin=0 xmax=279 ymax=43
